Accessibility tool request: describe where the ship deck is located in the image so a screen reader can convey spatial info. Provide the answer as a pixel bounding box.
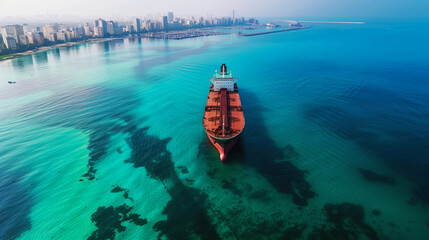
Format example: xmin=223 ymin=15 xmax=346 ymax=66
xmin=203 ymin=83 xmax=245 ymax=140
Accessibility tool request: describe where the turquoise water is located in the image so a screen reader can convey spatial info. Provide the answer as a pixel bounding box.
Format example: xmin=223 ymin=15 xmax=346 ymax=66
xmin=1 ymin=19 xmax=429 ymax=239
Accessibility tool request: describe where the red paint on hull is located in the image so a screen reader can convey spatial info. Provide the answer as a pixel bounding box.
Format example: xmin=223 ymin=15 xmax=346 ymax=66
xmin=202 ymin=64 xmax=244 ymax=162
xmin=207 ymin=134 xmax=238 ymax=162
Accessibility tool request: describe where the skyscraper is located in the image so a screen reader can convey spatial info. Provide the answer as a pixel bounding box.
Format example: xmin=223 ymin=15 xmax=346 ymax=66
xmin=107 ymin=21 xmax=120 ymax=35
xmin=0 ymin=34 xmax=4 ymax=50
xmin=162 ymin=16 xmax=168 ymax=30
xmin=5 ymin=37 xmax=17 ymax=50
xmin=94 ymin=27 xmax=104 ymax=37
xmin=1 ymin=25 xmax=24 ymax=45
xmin=133 ymin=18 xmax=141 ymax=33
xmin=42 ymin=25 xmax=58 ymax=41
xmin=168 ymin=12 xmax=174 ymax=22
xmin=95 ymin=19 xmax=107 ymax=36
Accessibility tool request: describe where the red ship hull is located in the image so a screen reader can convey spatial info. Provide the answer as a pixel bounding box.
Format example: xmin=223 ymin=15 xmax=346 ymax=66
xmin=207 ymin=134 xmax=238 ymax=162
xmin=203 ymin=64 xmax=244 ymax=162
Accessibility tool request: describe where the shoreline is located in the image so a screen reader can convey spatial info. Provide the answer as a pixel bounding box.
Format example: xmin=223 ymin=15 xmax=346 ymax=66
xmin=0 ymin=37 xmax=126 ymax=62
xmin=0 ymin=26 xmax=310 ymax=62
xmin=0 ymin=26 xmax=240 ymax=62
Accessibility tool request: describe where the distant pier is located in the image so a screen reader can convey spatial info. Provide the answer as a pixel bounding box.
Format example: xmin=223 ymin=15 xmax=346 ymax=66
xmin=234 ymin=26 xmax=310 ymax=36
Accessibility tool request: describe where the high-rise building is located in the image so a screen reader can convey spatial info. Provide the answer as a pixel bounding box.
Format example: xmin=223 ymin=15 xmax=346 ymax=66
xmin=94 ymin=27 xmax=104 ymax=37
xmin=23 ymin=24 xmax=31 ymax=33
xmin=107 ymin=21 xmax=118 ymax=35
xmin=26 ymin=33 xmax=35 ymax=44
xmin=47 ymin=33 xmax=57 ymax=43
xmin=18 ymin=35 xmax=29 ymax=45
xmin=125 ymin=25 xmax=134 ymax=33
xmin=1 ymin=25 xmax=24 ymax=45
xmin=27 ymin=32 xmax=44 ymax=45
xmin=0 ymin=34 xmax=4 ymax=50
xmin=57 ymin=31 xmax=69 ymax=42
xmin=95 ymin=19 xmax=107 ymax=36
xmin=162 ymin=16 xmax=168 ymax=30
xmin=42 ymin=25 xmax=58 ymax=41
xmin=84 ymin=25 xmax=92 ymax=37
xmin=133 ymin=18 xmax=141 ymax=33
xmin=168 ymin=12 xmax=174 ymax=22
xmin=5 ymin=37 xmax=18 ymax=50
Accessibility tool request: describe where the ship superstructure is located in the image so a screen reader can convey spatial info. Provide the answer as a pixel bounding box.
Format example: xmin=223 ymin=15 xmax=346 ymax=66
xmin=203 ymin=64 xmax=245 ymax=161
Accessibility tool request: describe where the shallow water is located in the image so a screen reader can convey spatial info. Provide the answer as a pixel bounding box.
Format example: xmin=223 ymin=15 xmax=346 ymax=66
xmin=0 ymin=19 xmax=428 ymax=240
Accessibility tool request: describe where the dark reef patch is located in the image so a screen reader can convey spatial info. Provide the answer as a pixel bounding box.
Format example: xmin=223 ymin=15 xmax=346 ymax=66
xmin=358 ymin=168 xmax=396 ymax=186
xmin=239 ymin=219 xmax=286 ymax=240
xmin=221 ymin=179 xmax=243 ymax=196
xmin=111 ymin=185 xmax=134 ymax=202
xmin=308 ymin=203 xmax=379 ymax=240
xmin=248 ymin=190 xmax=271 ymax=202
xmin=371 ymin=209 xmax=381 ymax=216
xmin=303 ymin=86 xmax=429 ymax=205
xmin=153 ymin=184 xmax=220 ymax=240
xmin=280 ymin=224 xmax=307 ymax=240
xmin=116 ymin=147 xmax=122 ymax=154
xmin=88 ymin=204 xmax=147 ymax=240
xmin=124 ymin=125 xmax=221 ymax=240
xmin=125 ymin=127 xmax=173 ymax=181
xmin=0 ymin=172 xmax=33 ymax=239
xmin=282 ymin=144 xmax=300 ymax=161
xmin=230 ymin=89 xmax=317 ymax=206
xmin=83 ymin=130 xmax=111 ymax=180
xmin=177 ymin=166 xmax=189 ymax=174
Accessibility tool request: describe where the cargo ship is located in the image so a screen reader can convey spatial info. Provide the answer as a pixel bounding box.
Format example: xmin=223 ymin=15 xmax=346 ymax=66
xmin=203 ymin=64 xmax=245 ymax=161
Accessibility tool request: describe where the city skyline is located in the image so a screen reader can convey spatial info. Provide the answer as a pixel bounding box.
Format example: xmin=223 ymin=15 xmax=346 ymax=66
xmin=1 ymin=0 xmax=428 ymax=25
xmin=0 ymin=13 xmax=258 ymax=54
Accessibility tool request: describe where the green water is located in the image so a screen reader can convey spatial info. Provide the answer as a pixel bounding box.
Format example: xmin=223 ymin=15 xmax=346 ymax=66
xmin=1 ymin=20 xmax=429 ymax=239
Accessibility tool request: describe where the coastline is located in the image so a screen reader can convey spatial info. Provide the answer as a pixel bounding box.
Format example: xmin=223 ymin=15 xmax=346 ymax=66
xmin=0 ymin=37 xmax=126 ymax=62
xmin=0 ymin=26 xmax=310 ymax=62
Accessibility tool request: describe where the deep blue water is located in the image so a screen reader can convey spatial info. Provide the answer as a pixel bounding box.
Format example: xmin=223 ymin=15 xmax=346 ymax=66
xmin=0 ymin=19 xmax=428 ymax=239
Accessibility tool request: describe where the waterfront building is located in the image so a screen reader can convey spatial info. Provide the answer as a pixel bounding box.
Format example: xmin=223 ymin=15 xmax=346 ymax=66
xmin=107 ymin=21 xmax=120 ymax=35
xmin=95 ymin=19 xmax=107 ymax=36
xmin=23 ymin=24 xmax=31 ymax=33
xmin=248 ymin=18 xmax=258 ymax=24
xmin=133 ymin=18 xmax=141 ymax=33
xmin=94 ymin=26 xmax=104 ymax=37
xmin=127 ymin=25 xmax=135 ymax=33
xmin=18 ymin=35 xmax=29 ymax=45
xmin=5 ymin=37 xmax=17 ymax=50
xmin=76 ymin=26 xmax=85 ymax=35
xmin=42 ymin=25 xmax=58 ymax=41
xmin=47 ymin=32 xmax=57 ymax=43
xmin=162 ymin=16 xmax=168 ymax=30
xmin=84 ymin=25 xmax=93 ymax=37
xmin=168 ymin=12 xmax=174 ymax=22
xmin=26 ymin=32 xmax=35 ymax=44
xmin=141 ymin=20 xmax=150 ymax=32
xmin=57 ymin=31 xmax=69 ymax=42
xmin=29 ymin=33 xmax=44 ymax=45
xmin=1 ymin=25 xmax=24 ymax=45
xmin=0 ymin=34 xmax=4 ymax=50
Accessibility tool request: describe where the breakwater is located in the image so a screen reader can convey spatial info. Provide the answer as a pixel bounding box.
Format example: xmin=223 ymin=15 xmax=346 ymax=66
xmin=234 ymin=26 xmax=310 ymax=36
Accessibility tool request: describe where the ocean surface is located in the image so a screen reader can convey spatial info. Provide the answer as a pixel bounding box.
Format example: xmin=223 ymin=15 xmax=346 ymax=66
xmin=1 ymin=19 xmax=428 ymax=240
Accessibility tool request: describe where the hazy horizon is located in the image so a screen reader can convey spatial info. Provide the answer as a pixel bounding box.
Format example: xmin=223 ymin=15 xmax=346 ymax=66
xmin=1 ymin=0 xmax=428 ymax=25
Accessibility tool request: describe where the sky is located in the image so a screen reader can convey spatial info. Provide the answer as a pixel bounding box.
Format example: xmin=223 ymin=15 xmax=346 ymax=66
xmin=0 ymin=0 xmax=428 ymax=23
